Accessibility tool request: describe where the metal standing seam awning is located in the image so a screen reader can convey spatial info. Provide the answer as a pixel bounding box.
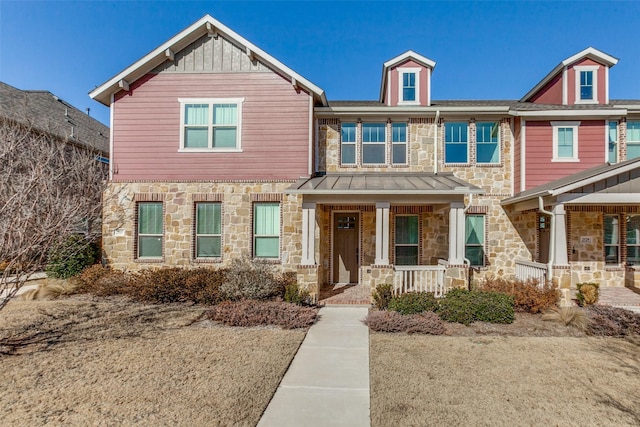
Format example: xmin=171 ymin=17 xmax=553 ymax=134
xmin=285 ymin=172 xmax=484 ymax=203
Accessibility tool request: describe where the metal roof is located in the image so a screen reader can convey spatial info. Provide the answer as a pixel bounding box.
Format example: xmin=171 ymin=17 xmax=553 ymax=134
xmin=0 ymin=82 xmax=109 ymax=155
xmin=286 ymin=173 xmax=484 ymax=195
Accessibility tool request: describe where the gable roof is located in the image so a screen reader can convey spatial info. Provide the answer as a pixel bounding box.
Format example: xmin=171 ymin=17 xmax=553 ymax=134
xmin=520 ymin=47 xmax=619 ymax=102
xmin=0 ymin=82 xmax=109 ymax=155
xmin=89 ymin=14 xmax=327 ymax=106
xmin=380 ymin=50 xmax=436 ymax=102
xmin=502 ymin=157 xmax=640 ymax=206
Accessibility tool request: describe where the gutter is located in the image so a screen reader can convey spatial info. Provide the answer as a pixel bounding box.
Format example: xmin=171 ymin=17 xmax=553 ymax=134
xmin=538 ymin=197 xmax=554 ymax=281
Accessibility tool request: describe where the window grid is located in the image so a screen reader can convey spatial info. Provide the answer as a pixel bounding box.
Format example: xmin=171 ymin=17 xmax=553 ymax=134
xmin=179 ymin=98 xmax=243 ymax=150
xmin=608 ymin=121 xmax=618 ymax=163
xmin=626 ymin=121 xmax=640 ymax=160
xmin=402 ymin=72 xmax=416 ymax=102
xmin=362 ymin=123 xmax=387 ymax=165
xmin=340 ymin=122 xmax=357 ymax=165
xmin=444 ymin=122 xmax=469 ymax=164
xmin=580 ymin=70 xmax=593 ymax=101
xmin=391 ymin=123 xmax=408 ymax=165
xmin=476 ymin=122 xmax=500 ymax=164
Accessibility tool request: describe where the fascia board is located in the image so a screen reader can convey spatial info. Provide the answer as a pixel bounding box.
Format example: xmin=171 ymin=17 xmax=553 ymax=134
xmin=316 ymin=106 xmax=510 ymax=117
xmin=509 ymin=109 xmax=627 ymax=117
xmin=90 ymin=14 xmax=326 ymax=106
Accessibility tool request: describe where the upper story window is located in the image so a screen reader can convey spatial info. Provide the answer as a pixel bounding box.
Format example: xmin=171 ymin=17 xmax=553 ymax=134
xmin=551 ymin=121 xmax=580 ymax=162
xmin=574 ymin=66 xmax=598 ymax=104
xmin=179 ymin=98 xmax=244 ymax=151
xmin=362 ymin=123 xmax=386 ymax=164
xmin=444 ymin=122 xmax=468 ymax=164
xmin=392 ymin=123 xmax=407 ymax=164
xmin=626 ymin=121 xmax=640 ymax=160
xmin=341 ymin=123 xmax=357 ymax=165
xmin=476 ymin=122 xmax=500 ymax=164
xmin=398 ymin=68 xmax=420 ymax=105
xmin=608 ymin=121 xmax=618 ymax=163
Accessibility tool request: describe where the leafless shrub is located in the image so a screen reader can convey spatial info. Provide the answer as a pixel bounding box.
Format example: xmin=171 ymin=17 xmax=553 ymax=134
xmin=207 ymin=300 xmax=318 ymax=329
xmin=0 ymin=118 xmax=108 ymax=310
xmin=364 ymin=310 xmax=445 ymax=335
xmin=220 ymin=256 xmax=284 ymax=301
xmin=587 ymin=305 xmax=640 ymax=336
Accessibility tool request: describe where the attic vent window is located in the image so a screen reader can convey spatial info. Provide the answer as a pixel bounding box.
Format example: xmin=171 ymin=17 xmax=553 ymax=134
xmin=574 ymin=65 xmax=598 ymax=104
xmin=398 ymin=68 xmax=420 ymax=105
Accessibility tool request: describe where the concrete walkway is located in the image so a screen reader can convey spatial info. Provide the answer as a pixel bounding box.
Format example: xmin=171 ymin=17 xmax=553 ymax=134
xmin=258 ymin=306 xmax=370 ymax=427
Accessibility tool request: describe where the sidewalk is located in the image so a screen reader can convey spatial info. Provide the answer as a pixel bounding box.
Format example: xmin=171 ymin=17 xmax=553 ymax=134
xmin=258 ymin=306 xmax=370 ymax=427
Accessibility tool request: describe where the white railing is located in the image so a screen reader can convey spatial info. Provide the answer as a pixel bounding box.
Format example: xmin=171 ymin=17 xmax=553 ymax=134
xmin=515 ymin=260 xmax=548 ymax=284
xmin=393 ymin=265 xmax=446 ymax=297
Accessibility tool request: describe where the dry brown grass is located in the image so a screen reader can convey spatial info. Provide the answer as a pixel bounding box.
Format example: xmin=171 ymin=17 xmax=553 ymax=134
xmin=542 ymin=306 xmax=590 ymax=330
xmin=371 ymin=334 xmax=640 ymax=426
xmin=0 ymin=296 xmax=305 ymax=426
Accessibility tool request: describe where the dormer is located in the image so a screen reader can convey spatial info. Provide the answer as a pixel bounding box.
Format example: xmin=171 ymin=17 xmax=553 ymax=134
xmin=380 ymin=50 xmax=436 ymax=107
xmin=521 ymin=47 xmax=618 ymax=105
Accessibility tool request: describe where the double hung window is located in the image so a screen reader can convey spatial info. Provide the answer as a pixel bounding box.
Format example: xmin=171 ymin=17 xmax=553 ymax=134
xmin=604 ymin=215 xmax=620 ymax=265
xmin=626 ymin=121 xmax=640 ymax=160
xmin=254 ymin=203 xmax=280 ymax=258
xmin=138 ymin=202 xmax=163 ymax=258
xmin=476 ymin=122 xmax=500 ymax=164
xmin=195 ymin=203 xmax=221 ymax=258
xmin=574 ymin=66 xmax=598 ymax=103
xmin=392 ymin=123 xmax=407 ymax=164
xmin=395 ymin=215 xmax=419 ymax=265
xmin=444 ymin=122 xmax=468 ymax=163
xmin=341 ymin=123 xmax=356 ymax=165
xmin=627 ymin=215 xmax=640 ymax=266
xmin=552 ymin=122 xmax=579 ymax=161
xmin=180 ymin=98 xmax=243 ymax=150
xmin=465 ymin=215 xmax=485 ymax=266
xmin=362 ymin=123 xmax=386 ymax=164
xmin=608 ymin=122 xmax=618 ymax=163
xmin=580 ymin=70 xmax=593 ymax=101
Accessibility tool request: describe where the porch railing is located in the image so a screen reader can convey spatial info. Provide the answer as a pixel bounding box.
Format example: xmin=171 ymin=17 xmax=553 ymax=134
xmin=515 ymin=260 xmax=548 ymax=284
xmin=393 ymin=265 xmax=446 ymax=297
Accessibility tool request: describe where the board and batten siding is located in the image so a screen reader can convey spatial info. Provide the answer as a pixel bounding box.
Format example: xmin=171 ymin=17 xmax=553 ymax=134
xmin=112 ymin=72 xmax=311 ymax=180
xmin=524 ymin=120 xmax=606 ymax=190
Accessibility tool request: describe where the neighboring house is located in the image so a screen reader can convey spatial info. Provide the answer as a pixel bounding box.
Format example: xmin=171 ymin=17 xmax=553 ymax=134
xmin=90 ymin=15 xmax=640 ymax=302
xmin=0 ymin=81 xmax=109 ymax=159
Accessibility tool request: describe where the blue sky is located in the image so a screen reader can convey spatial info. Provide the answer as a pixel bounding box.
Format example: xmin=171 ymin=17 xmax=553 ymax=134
xmin=1 ymin=1 xmax=639 ymax=126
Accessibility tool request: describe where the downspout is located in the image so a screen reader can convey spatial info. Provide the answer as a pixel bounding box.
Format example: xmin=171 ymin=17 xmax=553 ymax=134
xmin=434 ymin=110 xmax=440 ymax=174
xmin=538 ymin=197 xmax=554 ymax=281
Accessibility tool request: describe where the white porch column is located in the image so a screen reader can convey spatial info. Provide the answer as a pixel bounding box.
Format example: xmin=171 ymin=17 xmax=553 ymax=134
xmin=552 ymin=203 xmax=569 ymax=265
xmin=448 ymin=202 xmax=465 ymax=264
xmin=301 ymin=202 xmax=316 ymax=265
xmin=375 ymin=202 xmax=390 ymax=265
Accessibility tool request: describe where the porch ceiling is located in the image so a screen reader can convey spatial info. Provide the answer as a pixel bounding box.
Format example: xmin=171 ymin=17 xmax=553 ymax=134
xmin=286 ymin=172 xmax=484 ymax=195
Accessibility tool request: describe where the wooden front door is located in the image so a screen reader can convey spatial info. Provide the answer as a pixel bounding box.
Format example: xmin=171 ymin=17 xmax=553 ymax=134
xmin=333 ymin=213 xmax=359 ymax=284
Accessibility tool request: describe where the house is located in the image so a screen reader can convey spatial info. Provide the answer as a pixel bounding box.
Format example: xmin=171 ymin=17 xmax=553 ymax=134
xmin=90 ymin=15 xmax=640 ymax=303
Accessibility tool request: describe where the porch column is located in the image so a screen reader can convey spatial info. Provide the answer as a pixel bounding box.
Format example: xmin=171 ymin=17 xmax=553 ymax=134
xmin=552 ymin=203 xmax=569 ymax=265
xmin=301 ymin=202 xmax=316 ymax=265
xmin=375 ymin=202 xmax=390 ymax=265
xmin=448 ymin=202 xmax=465 ymax=264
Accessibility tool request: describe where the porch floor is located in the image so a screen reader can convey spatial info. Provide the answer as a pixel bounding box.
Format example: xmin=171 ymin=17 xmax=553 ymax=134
xmin=596 ymin=286 xmax=640 ymax=313
xmin=318 ymin=283 xmax=372 ymax=306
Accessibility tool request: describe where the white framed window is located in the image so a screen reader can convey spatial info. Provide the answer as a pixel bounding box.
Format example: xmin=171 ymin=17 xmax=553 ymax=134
xmin=465 ymin=215 xmax=485 ymax=266
xmin=395 ymin=215 xmax=419 ymax=265
xmin=398 ymin=68 xmax=420 ymax=105
xmin=444 ymin=122 xmax=468 ymax=164
xmin=626 ymin=121 xmax=640 ymax=160
xmin=608 ymin=121 xmax=618 ymax=163
xmin=574 ymin=66 xmax=598 ymax=104
xmin=627 ymin=215 xmax=640 ymax=266
xmin=392 ymin=123 xmax=407 ymax=164
xmin=476 ymin=122 xmax=500 ymax=164
xmin=341 ymin=122 xmax=356 ymax=165
xmin=254 ymin=202 xmax=280 ymax=259
xmin=178 ymin=98 xmax=244 ymax=151
xmin=362 ymin=123 xmax=386 ymax=164
xmin=195 ymin=202 xmax=222 ymax=258
xmin=137 ymin=202 xmax=163 ymax=258
xmin=604 ymin=214 xmax=619 ymax=265
xmin=551 ymin=121 xmax=580 ymax=162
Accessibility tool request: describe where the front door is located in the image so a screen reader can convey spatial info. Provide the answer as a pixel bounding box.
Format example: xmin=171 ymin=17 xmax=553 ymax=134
xmin=333 ymin=213 xmax=359 ymax=283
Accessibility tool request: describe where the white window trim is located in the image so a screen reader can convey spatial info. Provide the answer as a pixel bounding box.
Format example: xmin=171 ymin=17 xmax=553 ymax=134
xmin=195 ymin=202 xmax=222 ymax=259
xmin=361 ymin=122 xmax=387 ymax=165
xmin=475 ymin=121 xmax=501 ymax=165
xmin=444 ymin=122 xmax=470 ymax=164
xmin=178 ymin=97 xmax=244 ymax=152
xmin=397 ymin=67 xmax=421 ymax=105
xmin=574 ymin=66 xmax=598 ymax=104
xmin=391 ymin=122 xmax=408 ymax=165
xmin=341 ymin=122 xmax=357 ymax=165
xmin=551 ymin=121 xmax=580 ymax=162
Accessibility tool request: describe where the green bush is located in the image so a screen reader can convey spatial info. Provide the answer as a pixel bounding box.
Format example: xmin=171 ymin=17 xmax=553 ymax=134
xmin=220 ymin=256 xmax=284 ymax=301
xmin=576 ymin=282 xmax=599 ymax=306
xmin=388 ymin=292 xmax=439 ymax=315
xmin=46 ymin=235 xmax=99 ymax=279
xmin=284 ymin=282 xmax=310 ymax=305
xmin=438 ymin=288 xmax=514 ymax=325
xmin=372 ymin=284 xmax=393 ymax=310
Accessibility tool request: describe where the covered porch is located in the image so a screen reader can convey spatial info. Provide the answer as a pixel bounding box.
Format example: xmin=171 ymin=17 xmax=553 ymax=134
xmin=503 ymin=158 xmax=640 ymax=291
xmin=286 ymin=172 xmax=484 ymax=303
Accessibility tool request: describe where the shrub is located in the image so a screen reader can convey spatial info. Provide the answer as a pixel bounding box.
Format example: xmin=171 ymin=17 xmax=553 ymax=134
xmin=220 ymin=256 xmax=284 ymax=301
xmin=207 ymin=300 xmax=318 ymax=329
xmin=586 ymin=305 xmax=640 ymax=336
xmin=388 ymin=292 xmax=438 ymax=315
xmin=94 ymin=271 xmax=131 ymax=297
xmin=46 ymin=235 xmax=99 ymax=279
xmin=75 ymin=264 xmax=112 ymax=293
xmin=476 ymin=277 xmax=560 ymax=314
xmin=183 ymin=268 xmax=226 ymax=305
xmin=576 ymin=282 xmax=599 ymax=306
xmin=283 ymin=282 xmax=310 ymax=306
xmin=129 ymin=268 xmax=191 ymax=303
xmin=364 ymin=310 xmax=445 ymax=335
xmin=438 ymin=288 xmax=515 ymax=325
xmin=372 ymin=284 xmax=393 ymax=310
xmin=542 ymin=306 xmax=589 ymax=330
